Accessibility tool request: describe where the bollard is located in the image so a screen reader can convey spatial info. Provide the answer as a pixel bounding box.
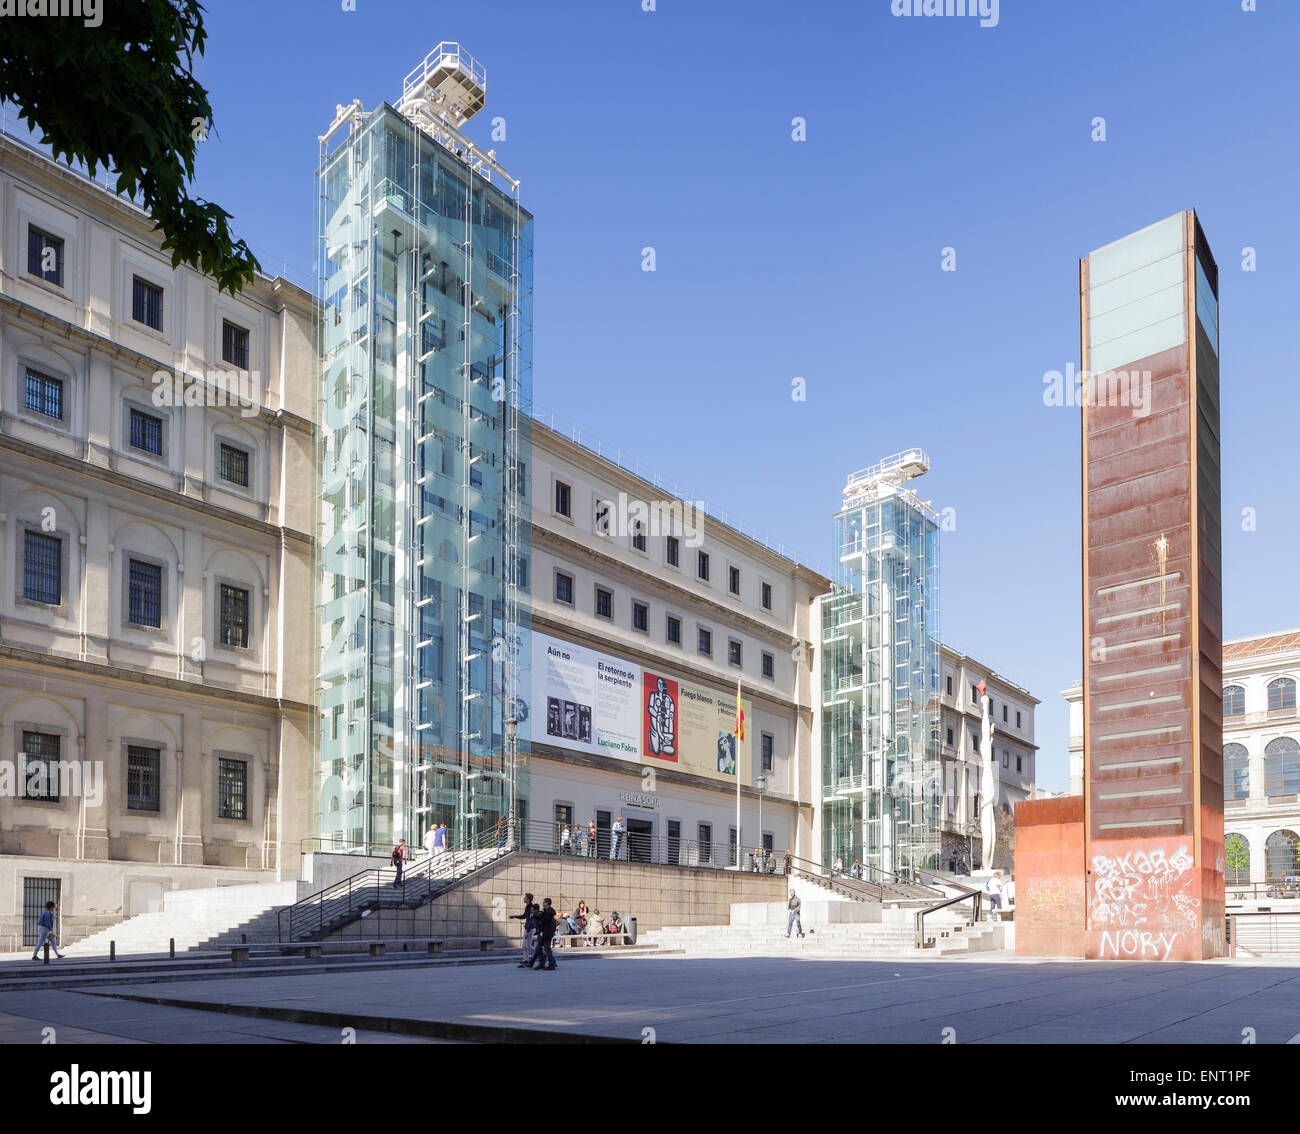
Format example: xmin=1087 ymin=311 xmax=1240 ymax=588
xmin=109 ymin=940 xmax=116 ymax=962
xmin=43 ymin=940 xmax=50 ymax=966
xmin=169 ymin=937 xmax=175 ymax=959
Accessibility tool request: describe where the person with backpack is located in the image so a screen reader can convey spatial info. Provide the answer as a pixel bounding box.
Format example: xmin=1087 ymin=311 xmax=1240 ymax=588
xmin=391 ymin=839 xmax=407 ymax=885
xmin=528 ymin=897 xmax=559 ymax=970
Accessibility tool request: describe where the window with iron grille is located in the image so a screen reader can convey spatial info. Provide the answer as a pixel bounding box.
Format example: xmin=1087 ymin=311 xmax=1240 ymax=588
xmin=219 ymin=584 xmax=250 ymax=648
xmin=217 ymin=757 xmax=248 ymax=820
xmin=221 ymin=320 xmax=250 ymax=369
xmin=595 ymin=587 xmax=612 ymax=619
xmin=218 ymin=442 xmax=250 ymax=487
xmin=27 ymin=225 xmax=64 ymax=286
xmin=128 ymin=559 xmax=162 ymax=628
xmin=20 ymin=730 xmax=60 ymax=801
xmin=23 ymin=531 xmax=61 ymax=605
xmin=127 ymin=745 xmax=161 ymax=811
xmin=24 ymin=368 xmax=63 ymax=421
xmin=632 ymin=601 xmax=648 ymax=632
xmin=132 ymin=276 xmax=163 ymax=330
xmin=22 ymin=878 xmax=60 ymax=948
xmin=129 ymin=407 xmax=163 ymax=455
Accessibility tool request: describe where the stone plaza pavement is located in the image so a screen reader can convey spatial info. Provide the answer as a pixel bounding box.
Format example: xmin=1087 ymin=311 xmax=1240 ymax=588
xmin=3 ymin=950 xmax=1300 ymax=1043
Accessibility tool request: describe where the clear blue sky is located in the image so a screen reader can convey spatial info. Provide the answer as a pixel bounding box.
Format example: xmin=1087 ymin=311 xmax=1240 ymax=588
xmin=189 ymin=0 xmax=1300 ymax=792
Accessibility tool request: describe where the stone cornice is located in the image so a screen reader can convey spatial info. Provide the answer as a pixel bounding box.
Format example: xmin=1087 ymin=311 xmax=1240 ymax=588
xmin=0 ymin=431 xmax=312 ymax=547
xmin=0 ymin=642 xmax=310 ymax=715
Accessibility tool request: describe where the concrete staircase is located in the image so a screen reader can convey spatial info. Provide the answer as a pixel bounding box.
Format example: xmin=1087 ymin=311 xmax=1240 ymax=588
xmin=67 ymin=881 xmax=308 ymax=956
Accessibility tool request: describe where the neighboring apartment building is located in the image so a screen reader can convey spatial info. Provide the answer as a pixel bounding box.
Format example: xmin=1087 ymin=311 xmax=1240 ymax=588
xmin=937 ymin=645 xmax=1039 ymax=870
xmin=1065 ymin=628 xmax=1300 ymax=887
xmin=0 ymin=135 xmax=314 ymax=947
xmin=526 ymin=416 xmax=826 ymax=864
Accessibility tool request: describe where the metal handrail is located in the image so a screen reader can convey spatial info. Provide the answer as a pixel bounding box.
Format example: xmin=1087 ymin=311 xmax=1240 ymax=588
xmin=915 ymin=889 xmax=983 ymax=949
xmin=278 ymin=823 xmax=516 ymax=943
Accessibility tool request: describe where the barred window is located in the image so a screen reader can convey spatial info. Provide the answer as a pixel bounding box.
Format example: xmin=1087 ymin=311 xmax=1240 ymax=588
xmin=128 ymin=560 xmax=163 ymax=628
xmin=24 ymin=368 xmax=63 ymax=420
xmin=127 ymin=745 xmax=161 ymax=811
xmin=131 ymin=276 xmax=163 ymax=330
xmin=632 ymin=601 xmax=648 ymax=632
xmin=129 ymin=407 xmax=163 ymax=455
xmin=23 ymin=531 xmax=61 ymax=605
xmin=217 ymin=757 xmax=248 ymax=820
xmin=219 ymin=584 xmax=250 ymax=648
xmin=222 ymin=320 xmax=250 ymax=369
xmin=20 ymin=730 xmax=60 ymax=801
xmin=27 ymin=225 xmax=64 ymax=286
xmin=218 ymin=442 xmax=250 ymax=487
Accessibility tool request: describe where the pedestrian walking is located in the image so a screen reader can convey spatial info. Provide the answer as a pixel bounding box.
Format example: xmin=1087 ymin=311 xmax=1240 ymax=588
xmin=31 ymin=900 xmax=64 ymax=960
xmin=433 ymin=822 xmax=447 ymax=857
xmin=510 ymin=892 xmax=536 ymax=966
xmin=786 ymin=889 xmax=804 ymax=938
xmin=391 ymin=838 xmax=407 ymax=885
xmin=422 ymin=823 xmax=437 ymax=859
xmin=529 ymin=898 xmax=559 ymax=970
xmin=985 ymin=871 xmax=1004 ymax=919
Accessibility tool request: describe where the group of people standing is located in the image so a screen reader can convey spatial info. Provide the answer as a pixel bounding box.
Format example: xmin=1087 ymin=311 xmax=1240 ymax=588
xmin=558 ymin=816 xmax=631 ymax=860
xmin=509 ymin=892 xmax=624 ymax=969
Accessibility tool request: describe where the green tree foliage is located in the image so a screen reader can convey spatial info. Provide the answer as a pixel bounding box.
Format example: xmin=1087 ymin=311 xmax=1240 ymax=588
xmin=1225 ymin=833 xmax=1250 ymax=878
xmin=0 ymin=0 xmax=259 ymax=294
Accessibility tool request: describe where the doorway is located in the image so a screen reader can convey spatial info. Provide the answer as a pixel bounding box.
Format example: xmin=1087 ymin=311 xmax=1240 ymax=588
xmin=626 ymin=817 xmax=654 ymax=863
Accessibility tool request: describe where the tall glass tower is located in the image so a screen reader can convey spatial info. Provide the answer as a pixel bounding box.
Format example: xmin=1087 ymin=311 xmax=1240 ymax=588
xmin=821 ymin=451 xmax=941 ymax=880
xmin=313 ymin=45 xmax=533 ymax=854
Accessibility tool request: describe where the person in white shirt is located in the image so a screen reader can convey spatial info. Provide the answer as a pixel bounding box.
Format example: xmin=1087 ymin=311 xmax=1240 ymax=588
xmin=985 ymin=871 xmax=1004 ymax=917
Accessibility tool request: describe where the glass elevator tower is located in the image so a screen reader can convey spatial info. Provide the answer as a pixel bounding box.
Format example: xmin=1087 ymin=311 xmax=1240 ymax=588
xmin=821 ymin=451 xmax=941 ymax=881
xmin=313 ymin=45 xmax=533 ymax=853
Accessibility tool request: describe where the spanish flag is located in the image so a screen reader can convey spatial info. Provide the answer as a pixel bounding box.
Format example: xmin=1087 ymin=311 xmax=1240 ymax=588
xmin=733 ymin=678 xmax=744 ymax=741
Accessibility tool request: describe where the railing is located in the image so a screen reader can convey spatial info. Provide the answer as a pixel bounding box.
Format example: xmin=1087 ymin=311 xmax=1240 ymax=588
xmin=914 ymin=888 xmax=983 ymax=949
xmin=1225 ymin=881 xmax=1300 ymax=902
xmin=1228 ymin=909 xmax=1300 ymax=953
xmin=787 ymin=853 xmax=885 ymax=902
xmin=279 ymin=823 xmax=516 ymax=943
xmin=513 ymin=817 xmax=785 ymax=872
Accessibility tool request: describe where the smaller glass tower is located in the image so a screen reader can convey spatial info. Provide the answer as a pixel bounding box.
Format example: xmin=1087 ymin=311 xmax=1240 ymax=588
xmin=821 ymin=451 xmax=941 ymax=881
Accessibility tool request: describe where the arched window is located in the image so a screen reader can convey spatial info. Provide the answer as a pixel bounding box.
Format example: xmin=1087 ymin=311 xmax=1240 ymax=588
xmin=1269 ymin=677 xmax=1297 ymax=713
xmin=1225 ymin=832 xmax=1251 ymax=886
xmin=1265 ymin=737 xmax=1300 ymax=796
xmin=1224 ymin=743 xmax=1250 ymax=800
xmin=1266 ymin=829 xmax=1299 ymax=883
xmin=1223 ymin=685 xmax=1245 ymax=717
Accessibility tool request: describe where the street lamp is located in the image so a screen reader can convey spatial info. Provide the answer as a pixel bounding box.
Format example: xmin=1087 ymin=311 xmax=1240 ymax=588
xmin=756 ymin=773 xmax=768 ymax=869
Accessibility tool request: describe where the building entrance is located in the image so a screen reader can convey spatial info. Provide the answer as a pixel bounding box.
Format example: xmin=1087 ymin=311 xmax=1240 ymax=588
xmin=626 ymin=817 xmax=653 ymax=863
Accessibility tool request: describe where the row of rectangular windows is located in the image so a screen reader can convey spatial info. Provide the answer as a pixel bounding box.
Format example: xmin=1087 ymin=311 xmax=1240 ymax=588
xmin=554 ymin=481 xmax=774 ymax=610
xmin=22 ymin=531 xmax=250 ymax=646
xmin=23 ymin=369 xmax=251 ymax=486
xmin=944 ymin=673 xmax=1025 ymax=730
xmin=26 ymin=225 xmax=250 ymax=366
xmin=18 ymin=730 xmax=249 ymax=818
xmin=553 ymin=570 xmax=775 ymax=679
xmin=942 ymin=723 xmax=1027 ymax=775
